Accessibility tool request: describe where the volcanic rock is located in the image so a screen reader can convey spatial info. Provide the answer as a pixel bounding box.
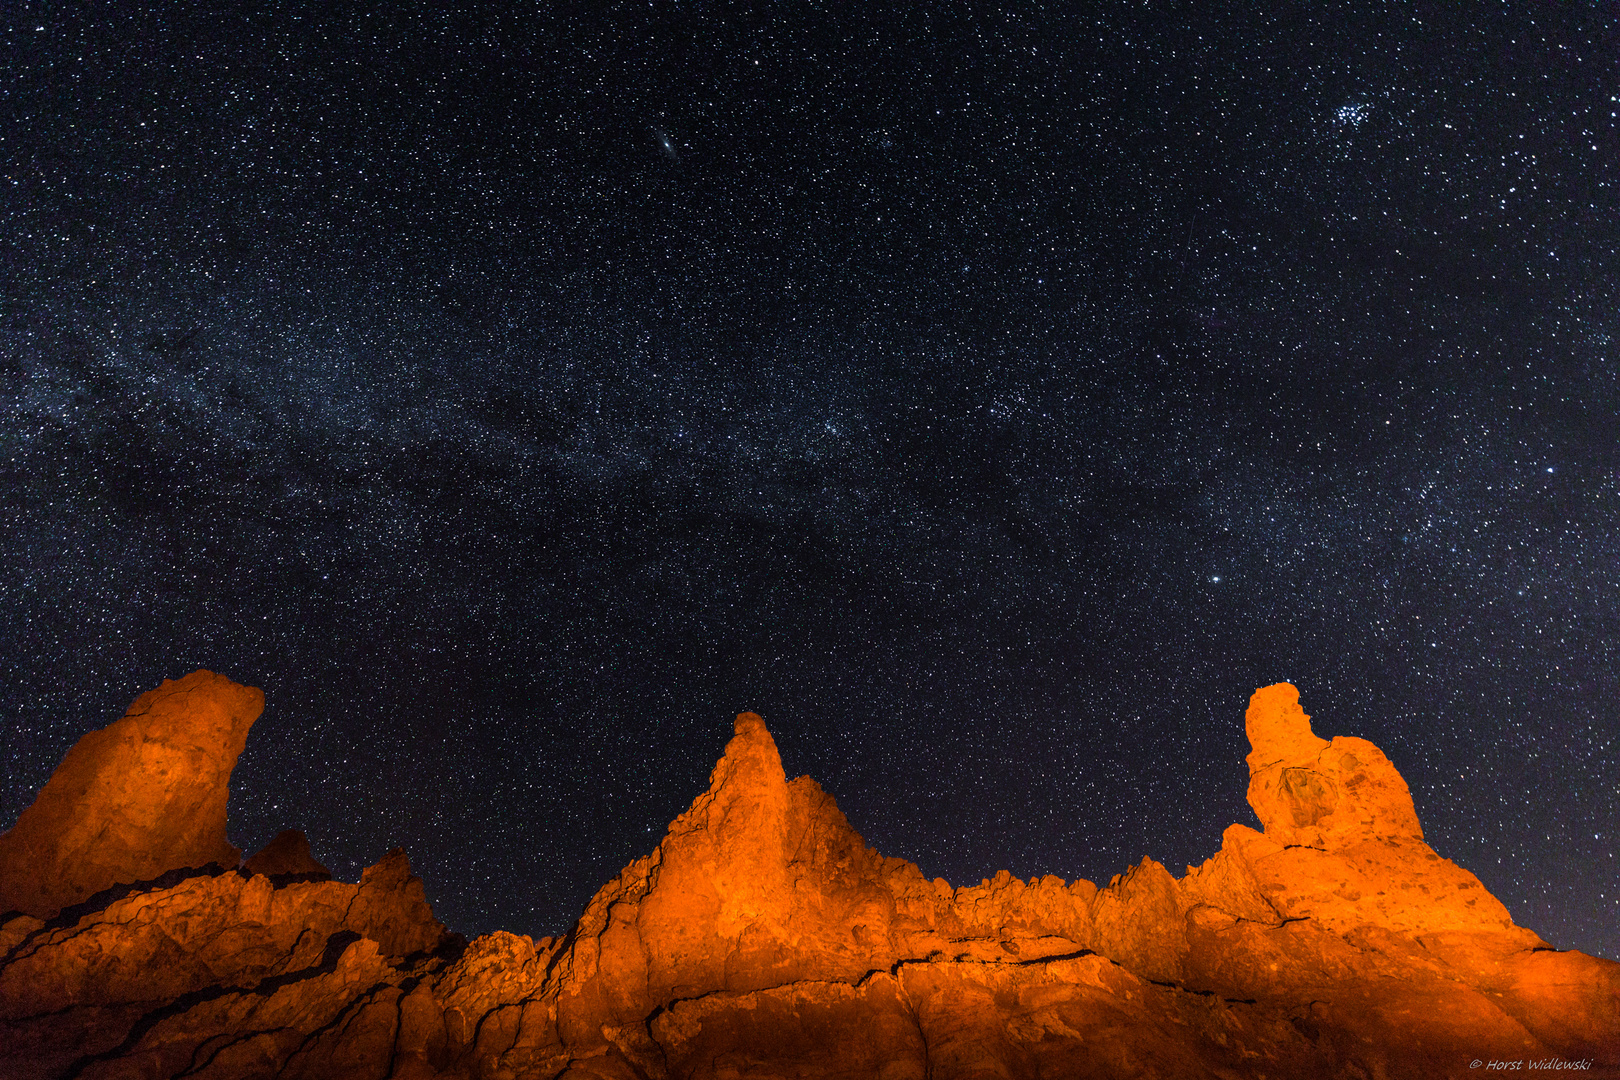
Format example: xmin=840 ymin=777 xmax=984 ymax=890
xmin=0 ymin=676 xmax=1615 ymax=1079
xmin=0 ymin=669 xmax=263 ymax=918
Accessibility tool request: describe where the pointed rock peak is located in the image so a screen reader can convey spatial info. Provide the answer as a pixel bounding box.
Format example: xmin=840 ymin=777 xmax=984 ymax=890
xmin=360 ymin=846 xmax=418 ymax=889
xmin=0 ymin=669 xmax=264 ymax=918
xmin=244 ymin=829 xmax=331 ymax=880
xmin=1244 ymin=682 xmax=1329 ymax=769
xmin=704 ymin=711 xmax=788 ymax=801
xmin=349 ymin=847 xmax=447 ymax=958
xmin=650 ymin=712 xmax=794 ymax=877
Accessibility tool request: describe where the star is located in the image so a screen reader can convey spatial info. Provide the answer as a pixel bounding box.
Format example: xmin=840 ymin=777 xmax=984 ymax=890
xmin=0 ymin=1 xmax=1612 ymax=963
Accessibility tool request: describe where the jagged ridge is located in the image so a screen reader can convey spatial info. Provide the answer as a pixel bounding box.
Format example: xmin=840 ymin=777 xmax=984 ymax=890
xmin=0 ymin=674 xmax=1615 ymax=1079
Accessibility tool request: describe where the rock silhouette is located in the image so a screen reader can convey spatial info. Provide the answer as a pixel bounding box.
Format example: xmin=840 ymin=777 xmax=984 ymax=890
xmin=243 ymin=829 xmax=332 ymax=880
xmin=0 ymin=675 xmax=1615 ymax=1078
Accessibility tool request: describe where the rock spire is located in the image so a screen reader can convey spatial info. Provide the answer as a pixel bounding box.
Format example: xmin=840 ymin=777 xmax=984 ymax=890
xmin=0 ymin=670 xmax=263 ymax=918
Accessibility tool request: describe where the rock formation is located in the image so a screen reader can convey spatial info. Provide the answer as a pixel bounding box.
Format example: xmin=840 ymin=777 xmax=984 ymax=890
xmin=1244 ymin=681 xmax=1424 ymax=849
xmin=0 ymin=675 xmax=1615 ymax=1079
xmin=0 ymin=670 xmax=264 ymax=919
xmin=244 ymin=829 xmax=332 ymax=880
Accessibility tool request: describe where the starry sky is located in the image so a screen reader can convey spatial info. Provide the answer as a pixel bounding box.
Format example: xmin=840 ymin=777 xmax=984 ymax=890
xmin=3 ymin=3 xmax=1616 ymax=959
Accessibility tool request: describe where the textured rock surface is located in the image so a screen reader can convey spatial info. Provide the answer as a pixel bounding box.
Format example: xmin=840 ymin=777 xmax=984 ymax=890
xmin=1245 ymin=681 xmax=1424 ymax=848
xmin=1 ymin=678 xmax=1616 ymax=1079
xmin=0 ymin=852 xmax=452 ymax=1080
xmin=0 ymin=670 xmax=264 ymax=918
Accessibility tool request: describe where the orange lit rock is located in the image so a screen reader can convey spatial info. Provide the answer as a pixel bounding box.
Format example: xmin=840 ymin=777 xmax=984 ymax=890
xmin=1089 ymin=856 xmax=1187 ymax=983
xmin=244 ymin=828 xmax=332 ymax=879
xmin=1244 ymin=681 xmax=1422 ymax=849
xmin=1 ymin=677 xmax=1616 ymax=1079
xmin=550 ymin=712 xmax=907 ymax=1042
xmin=1222 ymin=684 xmax=1545 ymax=948
xmin=0 ymin=849 xmax=453 ymax=1080
xmin=0 ymin=669 xmax=263 ymax=918
xmin=346 ymin=846 xmax=449 ymax=958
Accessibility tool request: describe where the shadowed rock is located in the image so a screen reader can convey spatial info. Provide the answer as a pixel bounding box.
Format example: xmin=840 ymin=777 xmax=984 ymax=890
xmin=244 ymin=829 xmax=332 ymax=880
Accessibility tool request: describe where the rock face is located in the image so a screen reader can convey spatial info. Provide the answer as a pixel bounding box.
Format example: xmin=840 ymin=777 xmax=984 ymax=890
xmin=0 ymin=852 xmax=451 ymax=1080
xmin=0 ymin=670 xmax=264 ymax=918
xmin=1 ymin=678 xmax=1616 ymax=1079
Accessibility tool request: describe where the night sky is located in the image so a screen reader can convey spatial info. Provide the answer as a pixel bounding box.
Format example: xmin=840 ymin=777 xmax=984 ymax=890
xmin=3 ymin=3 xmax=1616 ymax=960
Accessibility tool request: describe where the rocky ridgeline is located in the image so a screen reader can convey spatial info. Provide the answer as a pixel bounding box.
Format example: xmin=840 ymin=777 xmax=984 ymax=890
xmin=0 ymin=673 xmax=1615 ymax=1078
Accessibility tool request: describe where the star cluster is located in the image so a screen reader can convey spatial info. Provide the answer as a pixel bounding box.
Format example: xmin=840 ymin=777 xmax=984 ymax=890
xmin=2 ymin=3 xmax=1615 ymax=958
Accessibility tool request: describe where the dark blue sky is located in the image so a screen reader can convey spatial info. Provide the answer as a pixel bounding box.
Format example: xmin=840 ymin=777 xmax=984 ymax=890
xmin=2 ymin=2 xmax=1615 ymax=959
